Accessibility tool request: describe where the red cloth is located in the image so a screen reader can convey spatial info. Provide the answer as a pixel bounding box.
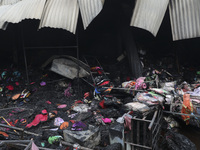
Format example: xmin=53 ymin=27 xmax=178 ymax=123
xmin=6 ymin=85 xmax=14 ymax=90
xmin=99 ymin=99 xmax=106 ymax=109
xmin=26 ymin=110 xmax=48 ymax=128
xmin=74 ymin=100 xmax=83 ymax=104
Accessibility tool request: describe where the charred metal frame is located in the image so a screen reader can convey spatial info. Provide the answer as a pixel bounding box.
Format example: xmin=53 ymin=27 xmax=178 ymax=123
xmin=20 ymin=24 xmax=81 ymax=97
xmin=124 ymin=108 xmax=163 ymax=150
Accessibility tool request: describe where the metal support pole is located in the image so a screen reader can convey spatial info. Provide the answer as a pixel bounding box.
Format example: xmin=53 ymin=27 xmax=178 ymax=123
xmin=21 ymin=24 xmax=29 ymax=84
xmin=76 ymin=30 xmax=80 ymax=99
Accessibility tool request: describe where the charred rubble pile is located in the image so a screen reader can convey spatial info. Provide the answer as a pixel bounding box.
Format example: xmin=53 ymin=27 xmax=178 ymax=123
xmin=0 ymin=56 xmax=199 ymax=150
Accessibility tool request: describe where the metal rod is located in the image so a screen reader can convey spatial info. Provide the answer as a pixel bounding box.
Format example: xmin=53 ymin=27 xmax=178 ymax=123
xmin=9 ymin=143 xmax=56 ymax=150
xmin=0 ymin=116 xmax=19 ymax=135
xmin=21 ymin=24 xmax=29 ymax=84
xmin=95 ymin=57 xmax=107 ymax=77
xmin=76 ymin=31 xmax=80 ymax=99
xmin=24 ymin=141 xmax=32 ymax=150
xmin=148 ymin=110 xmax=158 ymax=130
xmin=83 ymin=56 xmax=96 ymax=85
xmin=79 ymin=80 xmax=146 ymax=92
xmin=137 ymin=121 xmax=140 ymax=144
xmin=0 ymin=123 xmax=41 ymax=136
xmin=0 ymin=140 xmax=31 ymax=146
xmin=81 ymin=77 xmax=95 ymax=88
xmin=143 ymin=122 xmax=147 ymax=146
xmin=0 ymin=107 xmax=25 ymax=111
xmin=24 ymin=46 xmax=78 ymax=49
xmin=46 ymin=78 xmax=66 ymax=84
xmin=163 ymin=111 xmax=200 ymax=118
xmin=124 ymin=141 xmax=152 ymax=149
xmin=132 ymin=118 xmax=151 ymax=123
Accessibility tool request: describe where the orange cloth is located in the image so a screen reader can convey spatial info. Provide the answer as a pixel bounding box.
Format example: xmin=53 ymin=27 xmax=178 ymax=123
xmin=12 ymin=93 xmax=20 ymax=100
xmin=181 ymin=94 xmax=193 ymax=125
xmin=0 ymin=131 xmax=9 ymax=138
xmin=60 ymin=122 xmax=69 ymax=130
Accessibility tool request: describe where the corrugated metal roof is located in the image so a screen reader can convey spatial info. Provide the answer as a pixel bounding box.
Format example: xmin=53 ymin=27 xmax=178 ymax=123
xmin=39 ymin=0 xmax=79 ymax=34
xmin=0 ymin=0 xmax=46 ymax=23
xmin=78 ymin=0 xmax=104 ymax=29
xmin=169 ymin=0 xmax=200 ymax=41
xmin=0 ymin=0 xmax=21 ymax=5
xmin=130 ymin=0 xmax=169 ymax=36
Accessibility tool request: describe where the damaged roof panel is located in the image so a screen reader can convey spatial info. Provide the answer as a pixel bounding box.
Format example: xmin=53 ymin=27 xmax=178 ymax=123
xmin=130 ymin=0 xmax=169 ymax=36
xmin=39 ymin=0 xmax=79 ymax=34
xmin=0 ymin=0 xmax=21 ymax=5
xmin=0 ymin=5 xmax=10 ymax=29
xmin=169 ymin=0 xmax=200 ymax=41
xmin=78 ymin=0 xmax=104 ymax=29
xmin=0 ymin=0 xmax=46 ymax=23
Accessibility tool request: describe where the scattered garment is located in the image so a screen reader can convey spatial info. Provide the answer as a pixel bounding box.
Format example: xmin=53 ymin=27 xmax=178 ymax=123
xmin=54 ymin=117 xmax=64 ymax=126
xmin=26 ymin=110 xmax=48 ymax=128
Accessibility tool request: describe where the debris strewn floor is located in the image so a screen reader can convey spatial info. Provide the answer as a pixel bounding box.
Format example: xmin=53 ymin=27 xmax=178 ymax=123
xmin=0 ymin=56 xmax=200 ymax=150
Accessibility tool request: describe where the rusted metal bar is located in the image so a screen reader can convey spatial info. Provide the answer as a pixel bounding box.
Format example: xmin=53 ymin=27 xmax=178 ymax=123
xmin=0 ymin=123 xmax=41 ymax=136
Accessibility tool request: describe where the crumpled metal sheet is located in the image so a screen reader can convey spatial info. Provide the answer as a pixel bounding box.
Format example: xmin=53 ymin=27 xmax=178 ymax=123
xmin=0 ymin=0 xmax=46 ymax=23
xmin=0 ymin=5 xmax=10 ymax=30
xmin=0 ymin=0 xmax=21 ymax=5
xmin=130 ymin=0 xmax=169 ymax=36
xmin=169 ymin=0 xmax=200 ymax=41
xmin=39 ymin=0 xmax=79 ymax=34
xmin=44 ymin=55 xmax=90 ymax=79
xmin=78 ymin=0 xmax=104 ymax=29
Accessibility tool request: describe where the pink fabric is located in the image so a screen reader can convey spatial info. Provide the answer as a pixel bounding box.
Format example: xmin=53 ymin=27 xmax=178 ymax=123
xmin=135 ymin=77 xmax=146 ymax=90
xmin=46 ymin=101 xmax=52 ymax=104
xmin=42 ymin=110 xmax=47 ymax=114
xmin=57 ymin=104 xmax=67 ymax=108
xmin=40 ymin=81 xmax=46 ymax=86
xmin=124 ymin=115 xmax=132 ymax=130
xmin=26 ymin=110 xmax=48 ymax=128
xmin=102 ymin=118 xmax=112 ymax=123
xmin=31 ymin=141 xmax=39 ymax=150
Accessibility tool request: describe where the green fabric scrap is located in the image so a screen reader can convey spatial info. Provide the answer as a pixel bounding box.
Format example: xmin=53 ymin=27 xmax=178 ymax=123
xmin=48 ymin=135 xmax=63 ymax=144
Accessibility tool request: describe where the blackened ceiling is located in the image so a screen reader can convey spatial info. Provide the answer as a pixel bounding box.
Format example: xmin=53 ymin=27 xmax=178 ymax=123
xmin=0 ymin=0 xmax=199 ymax=67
